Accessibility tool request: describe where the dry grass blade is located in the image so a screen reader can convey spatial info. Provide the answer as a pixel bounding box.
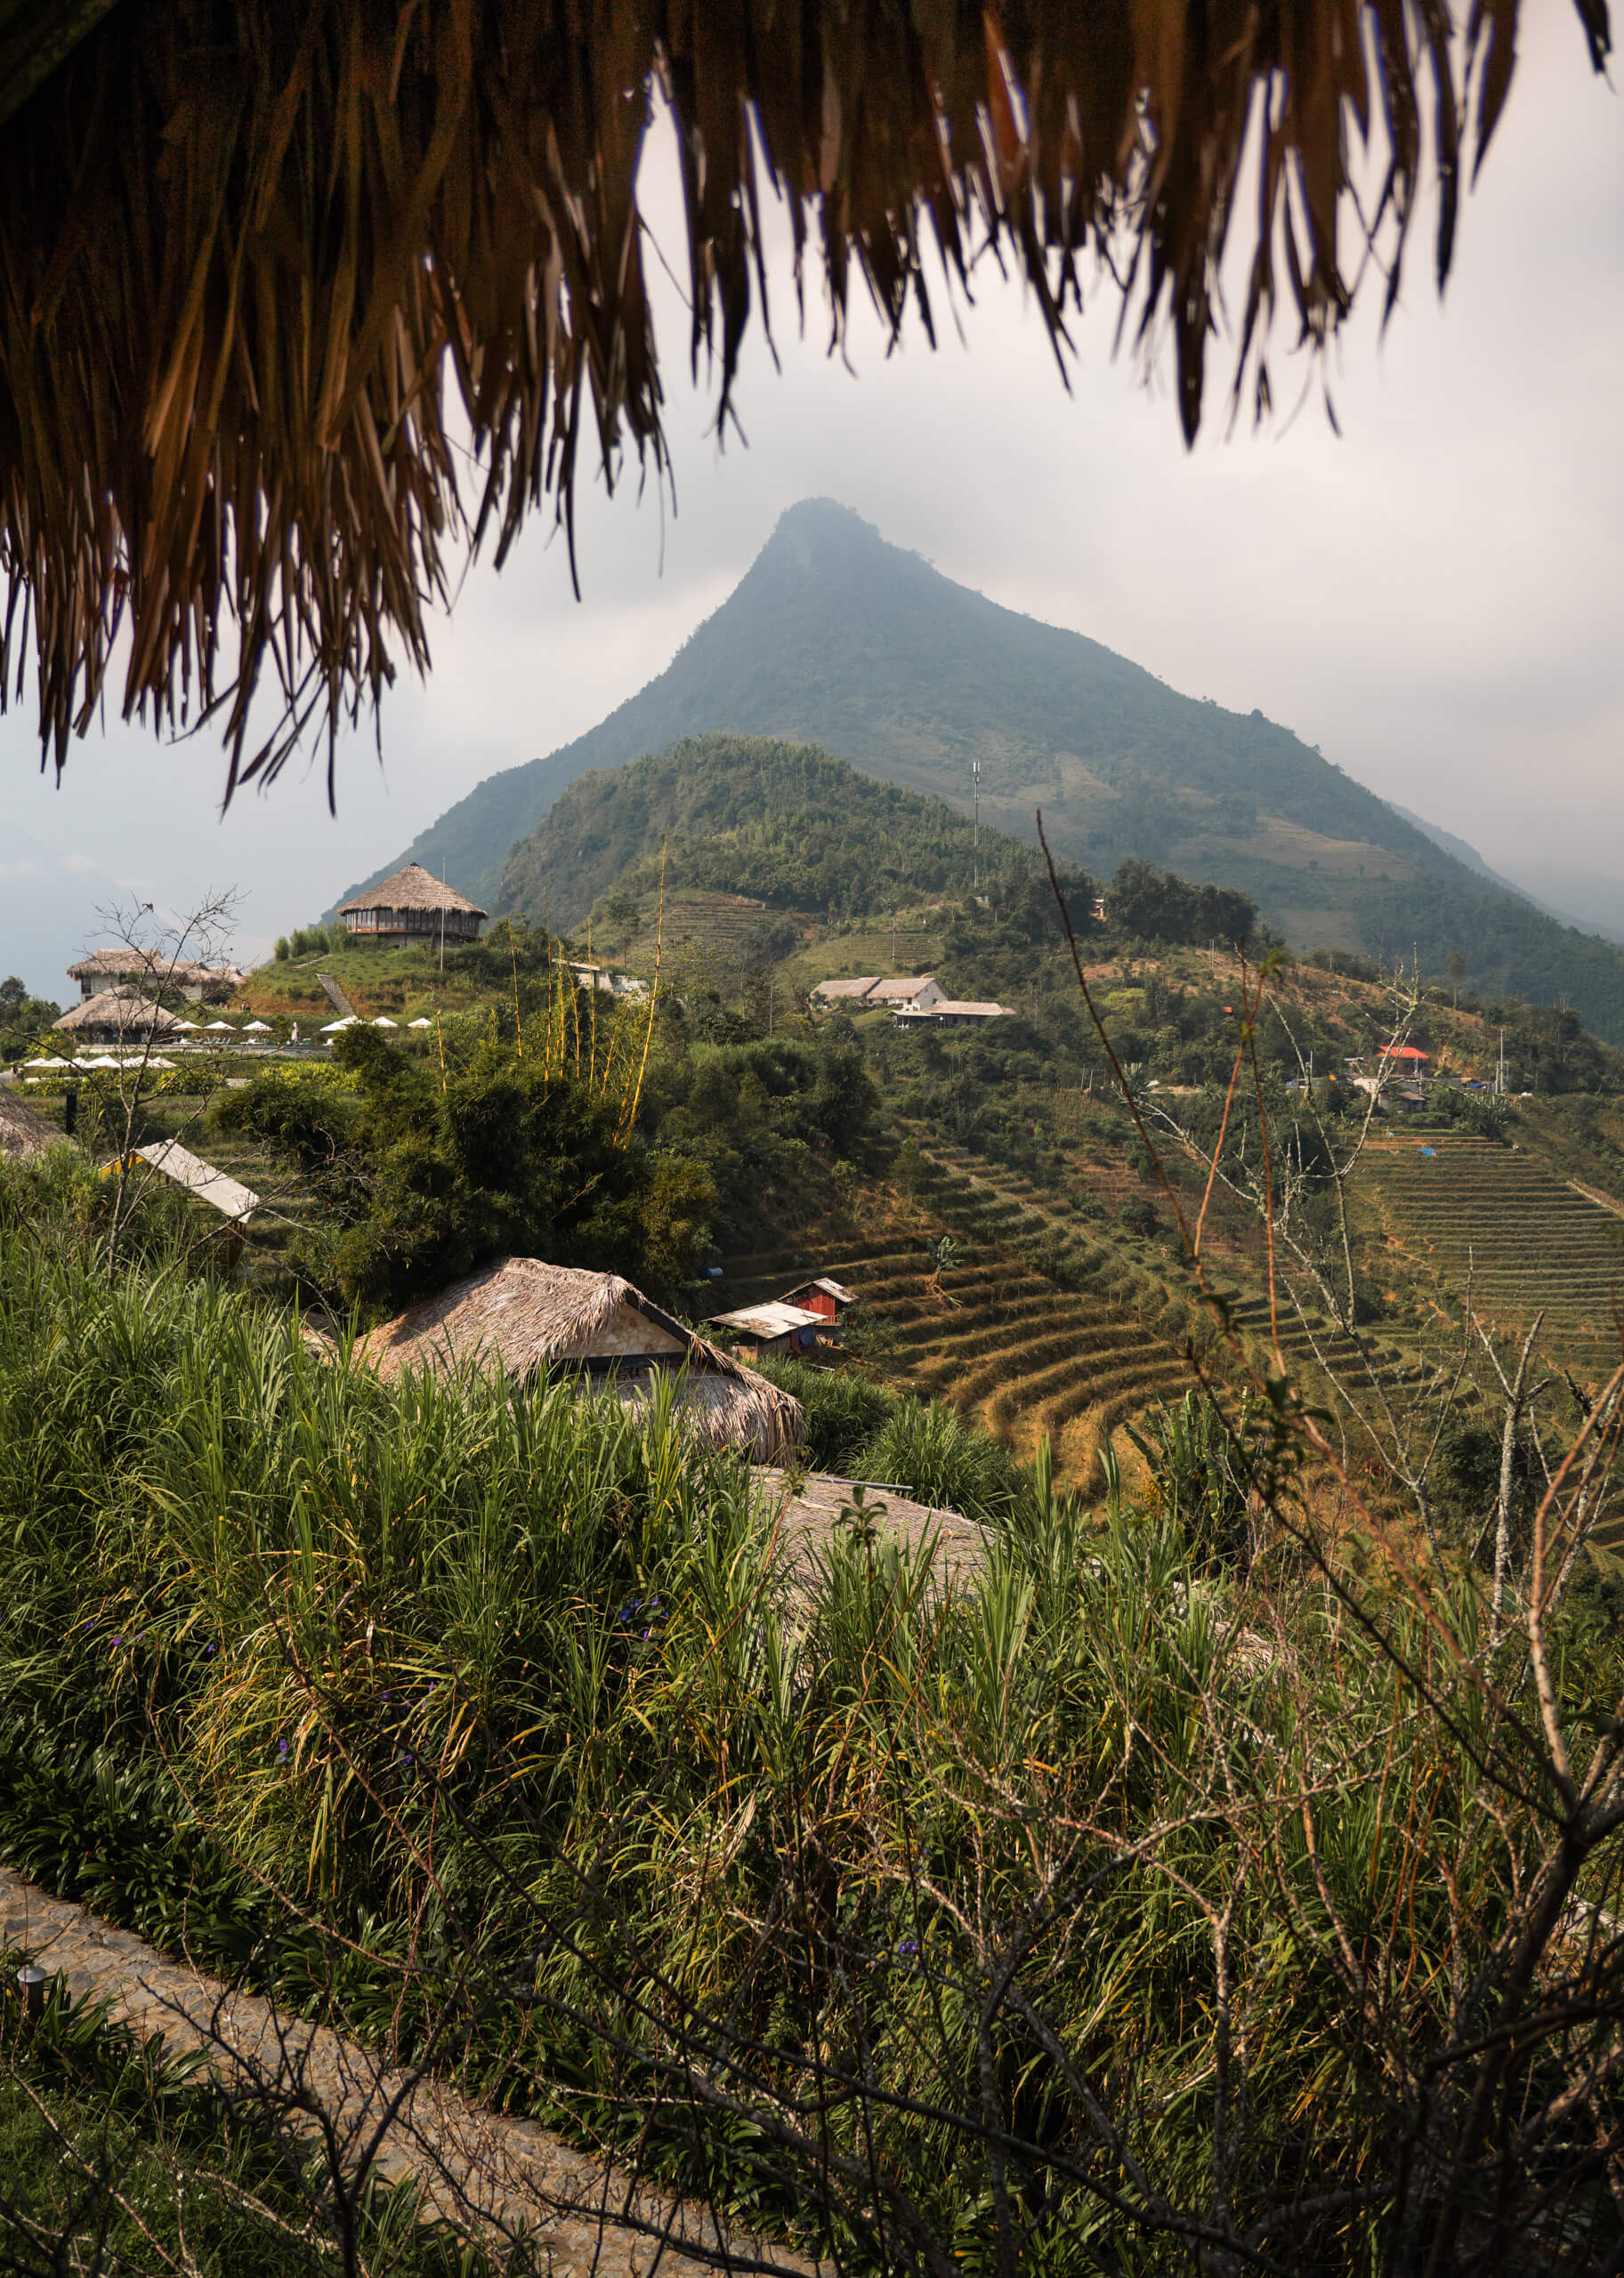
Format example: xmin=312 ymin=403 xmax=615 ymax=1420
xmin=0 ymin=1 xmax=1611 ymax=796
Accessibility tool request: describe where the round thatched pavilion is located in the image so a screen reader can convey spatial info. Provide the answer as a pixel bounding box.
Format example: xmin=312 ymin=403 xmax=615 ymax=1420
xmin=337 ymin=864 xmax=487 ymax=949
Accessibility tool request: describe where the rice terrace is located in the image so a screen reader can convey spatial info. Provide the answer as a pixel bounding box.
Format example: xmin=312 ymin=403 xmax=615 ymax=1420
xmin=1 ymin=3 xmax=1622 ymax=2274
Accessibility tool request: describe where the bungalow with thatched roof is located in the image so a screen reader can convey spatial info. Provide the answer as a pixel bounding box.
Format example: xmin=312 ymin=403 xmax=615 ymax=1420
xmin=53 ymin=990 xmax=183 ymax=1046
xmin=355 ymin=1258 xmax=802 ymax=1462
xmin=67 ymin=950 xmax=243 ymax=1004
xmin=337 ymin=865 xmax=487 ymax=948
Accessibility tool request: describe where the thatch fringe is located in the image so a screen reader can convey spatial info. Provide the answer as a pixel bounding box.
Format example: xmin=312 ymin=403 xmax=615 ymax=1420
xmin=354 ymin=1256 xmax=804 ymax=1462
xmin=0 ymin=2 xmax=1609 ymax=797
xmin=0 ymin=1085 xmax=59 ymax=1160
xmin=53 ymin=987 xmax=182 ymax=1037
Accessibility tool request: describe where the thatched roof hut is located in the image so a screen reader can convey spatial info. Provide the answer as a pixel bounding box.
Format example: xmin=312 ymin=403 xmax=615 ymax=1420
xmin=53 ymin=988 xmax=182 ymax=1043
xmin=66 ymin=949 xmax=241 ymax=1003
xmin=338 ymin=864 xmax=487 ymax=946
xmin=2 ymin=2 xmax=1608 ymax=799
xmin=356 ymin=1257 xmax=803 ymax=1462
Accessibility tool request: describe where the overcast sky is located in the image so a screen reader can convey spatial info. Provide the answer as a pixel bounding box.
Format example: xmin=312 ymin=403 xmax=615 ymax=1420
xmin=3 ymin=8 xmax=1619 ymax=998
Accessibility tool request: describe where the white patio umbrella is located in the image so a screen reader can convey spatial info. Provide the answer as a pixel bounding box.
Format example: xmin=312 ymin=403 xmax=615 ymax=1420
xmin=204 ymin=1019 xmax=234 ymax=1031
xmin=407 ymin=1017 xmax=432 ymax=1029
xmin=371 ymin=1015 xmax=399 ymax=1028
xmin=242 ymin=1019 xmax=271 ymax=1032
xmin=319 ymin=1016 xmax=355 ymax=1033
xmin=85 ymin=1054 xmax=120 ymax=1068
xmin=146 ymin=1056 xmax=175 ymax=1070
xmin=171 ymin=1018 xmax=198 ymax=1032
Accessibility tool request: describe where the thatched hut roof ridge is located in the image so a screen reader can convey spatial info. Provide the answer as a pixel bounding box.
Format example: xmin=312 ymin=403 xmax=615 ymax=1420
xmin=66 ymin=949 xmax=244 ymax=996
xmin=339 ymin=864 xmax=487 ymax=918
xmin=1 ymin=1 xmax=1609 ymax=800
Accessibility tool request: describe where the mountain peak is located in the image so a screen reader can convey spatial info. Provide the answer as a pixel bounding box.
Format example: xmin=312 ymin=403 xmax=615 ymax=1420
xmin=334 ymin=505 xmax=1624 ymax=1041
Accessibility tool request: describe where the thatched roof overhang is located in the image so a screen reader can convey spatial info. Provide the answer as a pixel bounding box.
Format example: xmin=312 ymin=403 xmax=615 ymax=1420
xmin=67 ymin=949 xmax=236 ymax=990
xmin=1 ymin=2 xmax=1609 ymax=803
xmin=53 ymin=986 xmax=181 ymax=1036
xmin=354 ymin=1256 xmax=804 ymax=1461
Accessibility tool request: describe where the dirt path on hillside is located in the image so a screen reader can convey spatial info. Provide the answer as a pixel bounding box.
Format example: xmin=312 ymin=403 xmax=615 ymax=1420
xmin=0 ymin=1864 xmax=815 ymax=2275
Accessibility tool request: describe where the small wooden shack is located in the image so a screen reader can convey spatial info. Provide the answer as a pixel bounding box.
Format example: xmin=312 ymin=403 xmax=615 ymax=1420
xmin=780 ymin=1274 xmax=858 ymax=1323
xmin=355 ymin=1257 xmax=802 ymax=1461
xmin=338 ymin=864 xmax=487 ymax=947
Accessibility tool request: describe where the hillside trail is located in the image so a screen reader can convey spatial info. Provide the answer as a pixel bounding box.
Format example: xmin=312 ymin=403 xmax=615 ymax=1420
xmin=0 ymin=1863 xmax=817 ymax=2276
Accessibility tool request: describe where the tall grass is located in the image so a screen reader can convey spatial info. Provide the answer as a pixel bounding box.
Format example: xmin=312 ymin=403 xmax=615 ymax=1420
xmin=0 ymin=1200 xmax=1619 ymax=2270
xmin=754 ymin=1353 xmax=1022 ymax=1520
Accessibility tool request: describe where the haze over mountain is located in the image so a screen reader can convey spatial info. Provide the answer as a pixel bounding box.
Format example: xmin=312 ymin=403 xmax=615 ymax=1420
xmin=338 ymin=500 xmax=1624 ymax=1041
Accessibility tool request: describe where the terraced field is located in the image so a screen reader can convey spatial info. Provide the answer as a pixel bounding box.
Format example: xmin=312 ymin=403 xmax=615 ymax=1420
xmin=1360 ymin=1138 xmax=1624 ymax=1383
xmin=713 ymin=1208 xmax=1195 ymax=1489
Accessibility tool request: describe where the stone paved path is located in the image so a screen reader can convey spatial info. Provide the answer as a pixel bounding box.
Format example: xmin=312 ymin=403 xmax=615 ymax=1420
xmin=752 ymin=1469 xmax=989 ymax=1592
xmin=1 ymin=1864 xmax=815 ymax=2275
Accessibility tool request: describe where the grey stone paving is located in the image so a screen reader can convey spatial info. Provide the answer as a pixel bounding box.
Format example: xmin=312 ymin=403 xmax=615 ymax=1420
xmin=752 ymin=1469 xmax=990 ymax=1592
xmin=1 ymin=1864 xmax=816 ymax=2275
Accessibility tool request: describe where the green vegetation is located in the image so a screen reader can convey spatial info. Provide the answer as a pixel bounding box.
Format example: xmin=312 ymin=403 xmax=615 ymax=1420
xmin=214 ymin=1018 xmax=714 ymax=1313
xmin=1362 ymin=1137 xmax=1624 ymax=1375
xmin=273 ymin=922 xmax=345 ymax=960
xmin=498 ymin=732 xmax=1081 ymax=936
xmin=0 ymin=1972 xmax=487 ymax=2274
xmin=0 ymin=1179 xmax=1619 ymax=2269
xmin=0 ymin=973 xmax=62 ymax=1054
xmin=754 ymin=1354 xmax=1022 ymax=1520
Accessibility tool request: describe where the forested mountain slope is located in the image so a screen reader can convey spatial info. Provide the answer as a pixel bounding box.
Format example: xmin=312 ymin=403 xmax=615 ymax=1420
xmin=339 ymin=499 xmax=1624 ymax=1039
xmin=501 ymin=735 xmax=1045 ymax=934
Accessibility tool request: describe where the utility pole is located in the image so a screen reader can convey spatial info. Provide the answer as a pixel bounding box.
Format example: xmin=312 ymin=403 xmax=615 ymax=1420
xmin=972 ymin=760 xmax=982 ymax=892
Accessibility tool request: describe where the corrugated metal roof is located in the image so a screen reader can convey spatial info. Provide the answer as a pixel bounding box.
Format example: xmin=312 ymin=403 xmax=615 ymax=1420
xmin=708 ymin=1301 xmax=825 ymax=1338
xmin=786 ymin=1276 xmax=858 ymax=1305
xmin=127 ymin=1140 xmax=262 ymax=1221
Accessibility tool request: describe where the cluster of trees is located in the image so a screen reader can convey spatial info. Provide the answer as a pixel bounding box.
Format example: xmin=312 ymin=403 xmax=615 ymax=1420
xmin=272 ymin=923 xmax=345 ymax=960
xmin=504 ymin=734 xmax=1051 ymax=933
xmin=214 ymin=1025 xmax=715 ymax=1313
xmin=639 ymin=1021 xmax=885 ymax=1243
xmin=213 ymin=990 xmax=885 ymax=1313
xmin=0 ymin=973 xmax=62 ymax=1048
xmin=1105 ymin=858 xmax=1256 ymax=950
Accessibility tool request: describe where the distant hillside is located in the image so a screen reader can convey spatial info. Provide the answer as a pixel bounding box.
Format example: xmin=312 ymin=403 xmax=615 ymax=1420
xmin=502 ymin=735 xmax=1044 ymax=936
xmin=1389 ymin=804 xmax=1624 ymax=948
xmin=340 ymin=499 xmax=1624 ymax=1041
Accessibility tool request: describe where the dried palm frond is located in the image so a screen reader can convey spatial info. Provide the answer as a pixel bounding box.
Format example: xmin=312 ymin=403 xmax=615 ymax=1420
xmin=0 ymin=2 xmax=1610 ymax=800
